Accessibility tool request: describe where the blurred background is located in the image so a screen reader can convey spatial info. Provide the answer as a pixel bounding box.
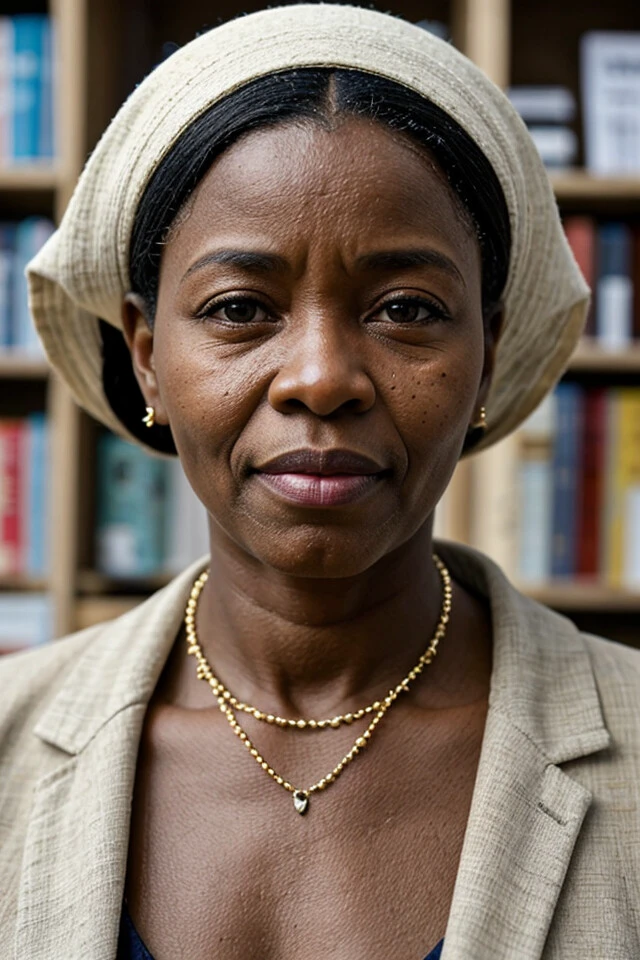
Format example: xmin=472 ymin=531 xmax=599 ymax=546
xmin=0 ymin=0 xmax=639 ymax=653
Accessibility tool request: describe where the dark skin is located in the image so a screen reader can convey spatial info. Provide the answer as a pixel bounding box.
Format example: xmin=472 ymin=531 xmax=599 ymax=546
xmin=122 ymin=116 xmax=498 ymax=960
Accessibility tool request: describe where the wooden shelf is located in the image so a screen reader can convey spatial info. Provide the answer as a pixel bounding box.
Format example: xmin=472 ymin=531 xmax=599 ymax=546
xmin=75 ymin=595 xmax=146 ymax=630
xmin=0 ymin=166 xmax=60 ymax=191
xmin=0 ymin=576 xmax=49 ymax=592
xmin=76 ymin=569 xmax=173 ymax=595
xmin=0 ymin=353 xmax=50 ymax=379
xmin=568 ymin=342 xmax=640 ymax=373
xmin=550 ymin=172 xmax=640 ymax=202
xmin=522 ymin=582 xmax=640 ymax=612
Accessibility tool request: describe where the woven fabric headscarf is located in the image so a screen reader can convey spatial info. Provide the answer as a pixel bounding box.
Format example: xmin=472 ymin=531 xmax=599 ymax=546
xmin=26 ymin=3 xmax=588 ymax=456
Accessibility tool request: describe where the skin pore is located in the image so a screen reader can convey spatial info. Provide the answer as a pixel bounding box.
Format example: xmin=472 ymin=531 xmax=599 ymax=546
xmin=122 ymin=116 xmax=497 ymax=960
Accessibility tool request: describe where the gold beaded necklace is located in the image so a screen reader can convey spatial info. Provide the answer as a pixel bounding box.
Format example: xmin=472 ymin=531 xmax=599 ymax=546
xmin=185 ymin=553 xmax=452 ymax=815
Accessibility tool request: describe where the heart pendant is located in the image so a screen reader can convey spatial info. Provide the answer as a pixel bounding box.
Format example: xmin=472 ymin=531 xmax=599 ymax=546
xmin=293 ymin=791 xmax=309 ymax=815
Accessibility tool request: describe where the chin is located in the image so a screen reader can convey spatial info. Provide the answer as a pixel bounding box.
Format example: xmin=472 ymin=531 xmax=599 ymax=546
xmin=245 ymin=524 xmax=396 ymax=580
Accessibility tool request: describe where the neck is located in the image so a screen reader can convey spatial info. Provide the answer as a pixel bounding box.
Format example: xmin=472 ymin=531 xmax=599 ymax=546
xmin=176 ymin=523 xmax=474 ymax=720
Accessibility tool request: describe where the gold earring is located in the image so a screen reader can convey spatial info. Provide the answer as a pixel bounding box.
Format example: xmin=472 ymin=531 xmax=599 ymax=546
xmin=142 ymin=406 xmax=155 ymax=428
xmin=472 ymin=406 xmax=487 ymax=430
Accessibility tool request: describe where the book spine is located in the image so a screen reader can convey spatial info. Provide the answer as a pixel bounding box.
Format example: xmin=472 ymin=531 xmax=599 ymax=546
xmin=26 ymin=412 xmax=47 ymax=577
xmin=605 ymin=390 xmax=640 ymax=586
xmin=0 ymin=224 xmax=15 ymax=349
xmin=550 ymin=384 xmax=583 ymax=577
xmin=11 ymin=15 xmax=45 ymax=162
xmin=38 ymin=18 xmax=53 ymax=160
xmin=620 ymin=392 xmax=640 ymax=588
xmin=632 ymin=223 xmax=640 ymax=341
xmin=0 ymin=18 xmax=14 ymax=162
xmin=96 ymin=435 xmax=168 ymax=576
xmin=596 ymin=223 xmax=633 ymax=349
xmin=12 ymin=217 xmax=54 ymax=352
xmin=564 ymin=216 xmax=596 ymax=337
xmin=0 ymin=422 xmax=23 ymax=575
xmin=577 ymin=388 xmax=607 ymax=577
xmin=518 ymin=457 xmax=553 ymax=583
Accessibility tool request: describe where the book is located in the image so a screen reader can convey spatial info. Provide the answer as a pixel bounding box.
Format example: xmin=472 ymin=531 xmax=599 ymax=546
xmin=517 ymin=394 xmax=556 ymax=583
xmin=581 ymin=32 xmax=640 ymax=175
xmin=11 ymin=216 xmax=54 ymax=353
xmin=96 ymin=434 xmax=168 ymax=577
xmin=596 ymin=223 xmax=633 ymax=350
xmin=563 ymin=217 xmax=596 ymax=337
xmin=11 ymin=15 xmax=48 ymax=162
xmin=527 ymin=126 xmax=578 ymax=169
xmin=24 ymin=412 xmax=48 ymax=577
xmin=0 ymin=420 xmax=24 ymax=575
xmin=0 ymin=592 xmax=51 ymax=654
xmin=550 ymin=383 xmax=583 ymax=577
xmin=606 ymin=390 xmax=640 ymax=587
xmin=577 ymin=389 xmax=607 ymax=577
xmin=0 ymin=223 xmax=15 ymax=348
xmin=507 ymin=86 xmax=576 ymax=125
xmin=0 ymin=18 xmax=14 ymax=162
xmin=632 ymin=223 xmax=640 ymax=341
xmin=164 ymin=458 xmax=210 ymax=574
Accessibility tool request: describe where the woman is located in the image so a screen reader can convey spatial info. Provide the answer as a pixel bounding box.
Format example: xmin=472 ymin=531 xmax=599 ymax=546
xmin=1 ymin=5 xmax=638 ymax=959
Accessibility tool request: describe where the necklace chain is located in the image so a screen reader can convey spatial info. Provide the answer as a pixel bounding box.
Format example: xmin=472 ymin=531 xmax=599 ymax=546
xmin=185 ymin=553 xmax=452 ymax=814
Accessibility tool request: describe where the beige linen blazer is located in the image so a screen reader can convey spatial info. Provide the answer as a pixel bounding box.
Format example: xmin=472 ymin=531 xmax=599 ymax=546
xmin=0 ymin=542 xmax=639 ymax=959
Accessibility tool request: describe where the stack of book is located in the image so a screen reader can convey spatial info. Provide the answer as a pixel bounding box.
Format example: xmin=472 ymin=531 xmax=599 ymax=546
xmin=0 ymin=592 xmax=52 ymax=654
xmin=508 ymin=86 xmax=578 ymax=170
xmin=517 ymin=385 xmax=640 ymax=588
xmin=563 ymin=217 xmax=640 ymax=347
xmin=0 ymin=15 xmax=54 ymax=164
xmin=0 ymin=217 xmax=54 ymax=353
xmin=0 ymin=414 xmax=49 ymax=579
xmin=96 ymin=433 xmax=210 ymax=578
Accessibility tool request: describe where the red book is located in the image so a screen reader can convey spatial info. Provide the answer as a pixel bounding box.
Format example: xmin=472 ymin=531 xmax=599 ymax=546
xmin=577 ymin=389 xmax=607 ymax=577
xmin=0 ymin=422 xmax=25 ymax=576
xmin=632 ymin=224 xmax=640 ymax=341
xmin=564 ymin=217 xmax=596 ymax=337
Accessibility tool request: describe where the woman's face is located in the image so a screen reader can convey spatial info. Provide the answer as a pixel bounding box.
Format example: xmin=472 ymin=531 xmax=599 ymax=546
xmin=125 ymin=116 xmax=497 ymax=578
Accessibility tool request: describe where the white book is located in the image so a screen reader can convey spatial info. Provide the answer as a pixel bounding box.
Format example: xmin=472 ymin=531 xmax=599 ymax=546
xmin=507 ymin=86 xmax=576 ymax=124
xmin=597 ymin=274 xmax=633 ymax=350
xmin=518 ymin=459 xmax=553 ymax=583
xmin=164 ymin=459 xmax=210 ymax=575
xmin=0 ymin=592 xmax=52 ymax=650
xmin=581 ymin=32 xmax=640 ymax=175
xmin=0 ymin=19 xmax=14 ymax=163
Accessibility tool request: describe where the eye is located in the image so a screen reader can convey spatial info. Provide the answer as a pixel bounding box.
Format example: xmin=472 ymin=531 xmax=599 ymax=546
xmin=371 ymin=297 xmax=450 ymax=325
xmin=200 ymin=297 xmax=271 ymax=324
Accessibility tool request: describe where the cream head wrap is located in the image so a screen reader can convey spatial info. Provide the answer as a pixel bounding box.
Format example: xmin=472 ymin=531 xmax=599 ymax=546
xmin=27 ymin=3 xmax=588 ymax=455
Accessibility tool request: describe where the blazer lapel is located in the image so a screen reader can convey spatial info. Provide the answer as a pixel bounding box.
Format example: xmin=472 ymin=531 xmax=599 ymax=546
xmin=14 ymin=557 xmax=208 ymax=960
xmin=437 ymin=544 xmax=611 ymax=960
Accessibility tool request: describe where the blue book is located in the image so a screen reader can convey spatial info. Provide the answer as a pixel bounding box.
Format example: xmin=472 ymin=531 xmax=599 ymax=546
xmin=11 ymin=217 xmax=54 ymax=352
xmin=0 ymin=224 xmax=16 ymax=349
xmin=596 ymin=223 xmax=633 ymax=349
xmin=38 ymin=18 xmax=53 ymax=159
xmin=25 ymin=412 xmax=48 ymax=578
xmin=550 ymin=383 xmax=583 ymax=577
xmin=11 ymin=16 xmax=48 ymax=162
xmin=96 ymin=434 xmax=169 ymax=577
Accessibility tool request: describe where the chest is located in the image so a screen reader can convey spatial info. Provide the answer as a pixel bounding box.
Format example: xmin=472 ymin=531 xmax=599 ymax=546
xmin=125 ymin=699 xmax=487 ymax=960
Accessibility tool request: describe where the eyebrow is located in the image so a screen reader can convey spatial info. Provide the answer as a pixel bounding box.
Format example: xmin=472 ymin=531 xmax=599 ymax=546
xmin=183 ymin=249 xmax=289 ymax=280
xmin=355 ymin=249 xmax=465 ymax=284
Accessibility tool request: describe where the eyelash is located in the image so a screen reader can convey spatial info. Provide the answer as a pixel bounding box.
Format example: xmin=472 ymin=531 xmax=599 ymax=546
xmin=196 ymin=294 xmax=451 ymax=325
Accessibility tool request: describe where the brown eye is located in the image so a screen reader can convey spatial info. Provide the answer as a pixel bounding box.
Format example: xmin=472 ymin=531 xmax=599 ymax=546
xmin=372 ymin=297 xmax=449 ymax=325
xmin=220 ymin=301 xmax=261 ymax=323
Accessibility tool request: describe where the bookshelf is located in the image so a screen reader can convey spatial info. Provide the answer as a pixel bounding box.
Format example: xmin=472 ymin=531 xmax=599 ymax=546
xmin=1 ymin=0 xmax=639 ymax=649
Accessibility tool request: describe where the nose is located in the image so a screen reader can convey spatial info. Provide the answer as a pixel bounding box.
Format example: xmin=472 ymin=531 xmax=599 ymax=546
xmin=268 ymin=316 xmax=376 ymax=417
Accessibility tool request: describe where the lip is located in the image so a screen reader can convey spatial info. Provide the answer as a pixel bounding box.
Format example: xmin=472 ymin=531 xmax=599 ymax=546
xmin=254 ymin=448 xmax=388 ymax=507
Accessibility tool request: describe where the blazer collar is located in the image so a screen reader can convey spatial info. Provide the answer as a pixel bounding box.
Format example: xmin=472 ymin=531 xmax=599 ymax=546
xmin=33 ymin=555 xmax=209 ymax=755
xmin=436 ymin=542 xmax=610 ymax=960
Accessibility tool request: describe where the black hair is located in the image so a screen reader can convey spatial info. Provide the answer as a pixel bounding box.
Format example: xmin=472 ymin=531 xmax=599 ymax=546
xmin=102 ymin=68 xmax=511 ymax=453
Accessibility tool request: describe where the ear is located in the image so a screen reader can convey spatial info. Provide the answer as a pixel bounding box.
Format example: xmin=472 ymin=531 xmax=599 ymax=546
xmin=121 ymin=293 xmax=169 ymax=426
xmin=473 ymin=305 xmax=503 ymax=419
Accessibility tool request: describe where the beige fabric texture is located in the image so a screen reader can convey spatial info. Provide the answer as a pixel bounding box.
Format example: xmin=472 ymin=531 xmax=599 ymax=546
xmin=26 ymin=3 xmax=588 ymax=456
xmin=0 ymin=542 xmax=639 ymax=959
